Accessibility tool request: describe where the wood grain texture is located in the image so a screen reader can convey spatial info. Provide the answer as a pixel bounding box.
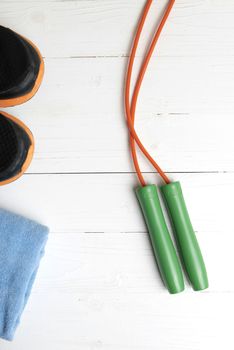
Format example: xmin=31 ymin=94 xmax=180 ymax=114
xmin=0 ymin=0 xmax=234 ymax=349
xmin=1 ymin=0 xmax=234 ymax=173
xmin=1 ymin=0 xmax=234 ymax=58
xmin=5 ymin=55 xmax=234 ymax=173
xmin=0 ymin=173 xmax=234 ymax=349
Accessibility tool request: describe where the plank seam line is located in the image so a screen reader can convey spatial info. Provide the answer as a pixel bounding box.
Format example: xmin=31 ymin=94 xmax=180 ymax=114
xmin=24 ymin=171 xmax=233 ymax=175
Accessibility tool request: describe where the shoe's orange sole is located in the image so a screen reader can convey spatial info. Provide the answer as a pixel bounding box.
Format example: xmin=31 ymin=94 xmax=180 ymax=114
xmin=0 ymin=35 xmax=44 ymax=108
xmin=0 ymin=111 xmax=34 ymax=186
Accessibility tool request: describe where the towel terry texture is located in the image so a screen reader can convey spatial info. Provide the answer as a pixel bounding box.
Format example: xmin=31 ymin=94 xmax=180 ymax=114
xmin=0 ymin=208 xmax=48 ymax=341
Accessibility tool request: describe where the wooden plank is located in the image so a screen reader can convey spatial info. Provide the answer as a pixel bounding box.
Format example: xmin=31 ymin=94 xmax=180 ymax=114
xmin=1 ymin=172 xmax=233 ymax=234
xmin=37 ymin=231 xmax=234 ymax=294
xmin=0 ymin=290 xmax=233 ymax=349
xmin=1 ymin=0 xmax=234 ymax=173
xmin=5 ymin=55 xmax=234 ymax=173
xmin=0 ymin=1 xmax=234 ymax=58
xmin=0 ymin=172 xmax=233 ymax=295
xmin=0 ymin=173 xmax=233 ymax=348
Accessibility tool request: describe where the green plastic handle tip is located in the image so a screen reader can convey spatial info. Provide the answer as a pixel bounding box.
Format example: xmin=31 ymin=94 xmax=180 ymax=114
xmin=161 ymin=181 xmax=208 ymax=291
xmin=136 ymin=185 xmax=184 ymax=294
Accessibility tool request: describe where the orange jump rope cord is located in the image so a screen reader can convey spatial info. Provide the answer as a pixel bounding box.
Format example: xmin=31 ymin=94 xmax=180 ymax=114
xmin=125 ymin=0 xmax=175 ymax=186
xmin=130 ymin=0 xmax=175 ymax=185
xmin=125 ymin=0 xmax=152 ymax=187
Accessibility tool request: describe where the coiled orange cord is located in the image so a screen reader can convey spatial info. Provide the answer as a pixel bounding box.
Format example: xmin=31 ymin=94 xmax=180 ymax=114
xmin=125 ymin=0 xmax=176 ymax=186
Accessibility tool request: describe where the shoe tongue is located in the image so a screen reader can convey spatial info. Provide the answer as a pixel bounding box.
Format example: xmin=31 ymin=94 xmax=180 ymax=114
xmin=0 ymin=26 xmax=29 ymax=91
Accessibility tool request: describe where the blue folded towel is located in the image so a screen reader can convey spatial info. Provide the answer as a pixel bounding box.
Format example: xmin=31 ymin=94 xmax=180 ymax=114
xmin=0 ymin=208 xmax=49 ymax=341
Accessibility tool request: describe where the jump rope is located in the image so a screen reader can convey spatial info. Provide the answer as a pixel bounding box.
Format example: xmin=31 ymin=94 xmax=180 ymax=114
xmin=0 ymin=11 xmax=208 ymax=295
xmin=124 ymin=0 xmax=208 ymax=293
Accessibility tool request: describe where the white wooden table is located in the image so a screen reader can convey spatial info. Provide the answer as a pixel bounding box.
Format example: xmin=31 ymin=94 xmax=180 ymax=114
xmin=0 ymin=1 xmax=234 ymax=349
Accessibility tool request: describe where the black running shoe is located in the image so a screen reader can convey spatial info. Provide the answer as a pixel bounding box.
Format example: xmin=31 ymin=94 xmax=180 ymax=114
xmin=0 ymin=111 xmax=34 ymax=185
xmin=0 ymin=26 xmax=44 ymax=107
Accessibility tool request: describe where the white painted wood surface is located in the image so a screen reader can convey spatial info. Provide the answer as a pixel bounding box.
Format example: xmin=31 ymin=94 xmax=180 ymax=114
xmin=0 ymin=1 xmax=234 ymax=349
